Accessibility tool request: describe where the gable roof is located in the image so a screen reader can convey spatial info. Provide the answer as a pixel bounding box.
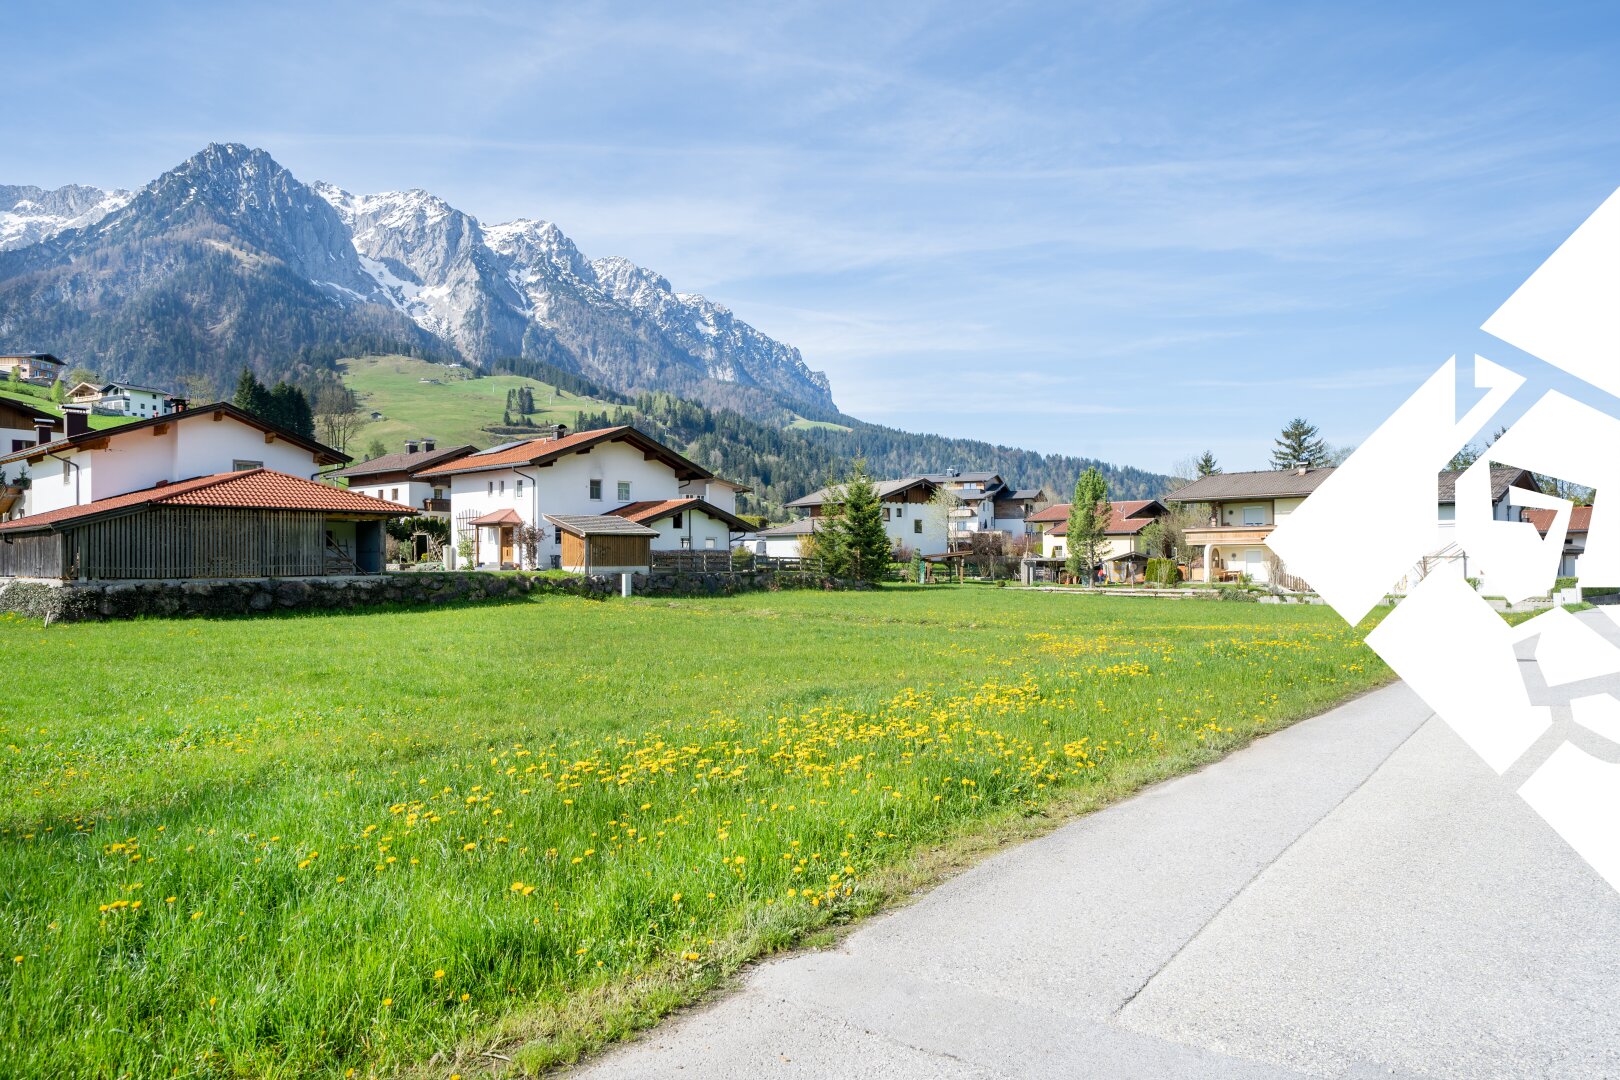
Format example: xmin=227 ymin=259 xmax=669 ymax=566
xmin=1166 ymin=468 xmax=1337 ymax=503
xmin=1435 ymin=466 xmax=1540 ymax=504
xmin=0 ymin=468 xmax=410 ymax=534
xmin=609 ymin=497 xmax=753 ymax=532
xmin=0 ymin=401 xmax=348 ymax=468
xmin=545 ymin=513 xmax=660 ymax=538
xmin=0 ymin=394 xmax=61 ymax=426
xmin=995 ymin=488 xmax=1044 ymax=503
xmin=754 ymin=518 xmax=817 ymax=537
xmin=326 ymin=443 xmax=478 ymax=481
xmin=1524 ymin=505 xmax=1593 ymax=537
xmin=787 ymin=476 xmax=938 ymax=508
xmin=921 ymin=471 xmax=1002 ymax=485
xmin=1043 ymin=500 xmax=1167 ymax=538
xmin=416 ymin=426 xmax=712 ymax=481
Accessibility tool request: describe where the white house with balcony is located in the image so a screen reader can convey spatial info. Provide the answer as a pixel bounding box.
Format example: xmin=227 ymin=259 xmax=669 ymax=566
xmin=416 ymin=424 xmax=748 ymax=570
xmin=66 ymin=381 xmax=184 ymax=419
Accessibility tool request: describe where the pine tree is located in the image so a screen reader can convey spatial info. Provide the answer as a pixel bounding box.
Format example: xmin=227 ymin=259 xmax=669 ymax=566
xmin=268 ymin=382 xmax=314 ymax=439
xmin=1195 ymin=450 xmax=1220 ymax=476
xmin=812 ymin=484 xmax=848 ymax=577
xmin=232 ymin=368 xmax=274 ymax=422
xmin=836 ymin=463 xmax=892 ymax=585
xmin=1065 ymin=467 xmax=1109 ymax=585
xmin=1270 ymin=418 xmax=1328 ymax=470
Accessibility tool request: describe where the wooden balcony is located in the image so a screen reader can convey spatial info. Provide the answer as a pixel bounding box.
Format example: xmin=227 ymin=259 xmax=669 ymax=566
xmin=1183 ymin=524 xmax=1274 ymax=546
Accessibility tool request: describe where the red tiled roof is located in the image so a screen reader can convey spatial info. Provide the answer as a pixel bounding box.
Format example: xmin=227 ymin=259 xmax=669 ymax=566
xmin=1037 ymin=500 xmax=1165 ymax=537
xmin=0 ymin=469 xmax=412 ymax=533
xmin=415 ymin=426 xmax=712 ymax=481
xmin=469 ymin=508 xmax=524 ymax=526
xmin=609 ymin=497 xmax=753 ymax=532
xmin=1525 ymin=505 xmax=1593 ymax=536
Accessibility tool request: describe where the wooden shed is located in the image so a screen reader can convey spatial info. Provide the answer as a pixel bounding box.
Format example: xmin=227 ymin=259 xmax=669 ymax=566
xmin=546 ymin=514 xmax=658 ymax=575
xmin=0 ymin=469 xmax=411 ymax=581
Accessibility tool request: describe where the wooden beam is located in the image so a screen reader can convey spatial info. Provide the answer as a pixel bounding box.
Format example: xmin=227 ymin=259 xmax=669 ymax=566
xmin=212 ymin=411 xmax=226 ymax=421
xmin=152 ymin=423 xmax=170 ymax=436
xmin=264 ymin=432 xmax=275 ymax=444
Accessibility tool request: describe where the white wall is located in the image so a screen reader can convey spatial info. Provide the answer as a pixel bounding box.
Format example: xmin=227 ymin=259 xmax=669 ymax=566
xmin=17 ymin=414 xmax=328 ymax=517
xmin=446 ymin=439 xmax=688 ymax=567
xmin=646 ymin=504 xmax=735 ymax=550
xmin=679 ymin=478 xmax=740 ymax=513
xmin=348 ymin=479 xmax=442 ymax=513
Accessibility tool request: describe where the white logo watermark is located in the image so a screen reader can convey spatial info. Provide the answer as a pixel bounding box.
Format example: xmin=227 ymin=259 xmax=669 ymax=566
xmin=1269 ymin=187 xmax=1620 ymax=892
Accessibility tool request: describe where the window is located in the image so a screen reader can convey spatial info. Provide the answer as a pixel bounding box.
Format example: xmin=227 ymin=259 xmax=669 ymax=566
xmin=913 ymin=519 xmax=923 ymax=534
xmin=589 ymin=479 xmax=602 ymax=500
xmin=516 ymin=480 xmax=523 ymax=497
xmin=498 ymin=479 xmax=505 ymax=494
xmin=705 ymin=537 xmax=717 ymax=550
xmin=433 ymin=488 xmax=444 ymax=499
xmin=617 ymin=481 xmax=631 ymax=501
xmin=488 ymin=481 xmax=495 ymax=495
xmin=390 ymin=488 xmax=400 ymax=501
xmin=672 ymin=512 xmax=683 ymax=528
xmin=1242 ymin=505 xmax=1265 ymax=526
xmin=9 ymin=439 xmax=24 ymax=453
xmin=882 ymin=507 xmax=891 ymax=521
xmin=897 ymin=506 xmax=904 ymax=518
xmin=232 ymin=459 xmax=262 ymax=471
xmin=680 ymin=537 xmax=692 ymax=549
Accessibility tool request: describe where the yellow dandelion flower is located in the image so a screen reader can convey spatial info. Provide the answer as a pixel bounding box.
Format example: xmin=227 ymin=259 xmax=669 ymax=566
xmin=434 ymin=969 xmax=445 ymax=980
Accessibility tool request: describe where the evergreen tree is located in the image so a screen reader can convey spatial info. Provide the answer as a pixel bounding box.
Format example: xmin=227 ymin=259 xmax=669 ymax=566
xmin=811 ymin=478 xmax=849 ymax=577
xmin=836 ymin=463 xmax=892 ymax=585
xmin=1195 ymin=450 xmax=1220 ymax=476
xmin=232 ymin=368 xmax=274 ymax=422
xmin=1271 ymin=418 xmax=1329 ymax=470
xmin=268 ymin=382 xmax=314 ymax=439
xmin=1064 ymin=467 xmax=1109 ymax=585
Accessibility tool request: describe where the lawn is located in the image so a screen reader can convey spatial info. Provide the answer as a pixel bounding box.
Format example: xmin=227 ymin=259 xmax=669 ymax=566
xmin=0 ymin=587 xmax=1390 ymax=1078
xmin=340 ymin=356 xmax=609 ymax=453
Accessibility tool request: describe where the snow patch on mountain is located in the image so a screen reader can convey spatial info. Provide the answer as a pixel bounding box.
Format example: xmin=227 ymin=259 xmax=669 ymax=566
xmin=0 ymin=184 xmax=133 ymax=250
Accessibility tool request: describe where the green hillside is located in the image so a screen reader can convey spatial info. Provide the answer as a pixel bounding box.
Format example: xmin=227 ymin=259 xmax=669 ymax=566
xmin=339 ymin=356 xmax=609 ymax=452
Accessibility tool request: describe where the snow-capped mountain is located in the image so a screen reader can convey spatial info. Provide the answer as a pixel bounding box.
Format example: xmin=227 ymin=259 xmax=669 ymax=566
xmin=0 ymin=144 xmax=835 ymax=416
xmin=0 ymin=184 xmax=132 ymax=250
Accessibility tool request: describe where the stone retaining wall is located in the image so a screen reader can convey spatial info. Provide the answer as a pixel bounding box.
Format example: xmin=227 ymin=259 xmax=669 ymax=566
xmin=0 ymin=568 xmax=853 ymax=623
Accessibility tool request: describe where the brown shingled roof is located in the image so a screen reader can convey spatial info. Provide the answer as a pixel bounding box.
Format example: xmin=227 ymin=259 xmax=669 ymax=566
xmin=0 ymin=469 xmax=411 ymax=533
xmin=1036 ymin=500 xmax=1166 ymax=537
xmin=609 ymin=497 xmax=753 ymax=532
xmin=416 ymin=426 xmax=712 ymax=480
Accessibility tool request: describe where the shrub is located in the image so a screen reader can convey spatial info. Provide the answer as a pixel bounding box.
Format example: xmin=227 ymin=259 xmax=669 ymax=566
xmin=731 ymin=546 xmax=755 ymax=571
xmin=1145 ymin=557 xmax=1177 ymax=587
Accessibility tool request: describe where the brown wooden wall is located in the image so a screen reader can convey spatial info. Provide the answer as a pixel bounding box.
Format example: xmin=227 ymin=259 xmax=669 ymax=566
xmin=589 ymin=534 xmax=651 ymax=567
xmin=63 ymin=507 xmax=328 ymax=580
xmin=0 ymin=533 xmax=65 ymax=578
xmin=559 ymin=530 xmax=585 ymax=569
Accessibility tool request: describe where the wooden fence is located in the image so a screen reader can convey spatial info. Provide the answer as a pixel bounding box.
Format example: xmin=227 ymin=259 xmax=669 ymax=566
xmin=0 ymin=532 xmax=65 ymax=579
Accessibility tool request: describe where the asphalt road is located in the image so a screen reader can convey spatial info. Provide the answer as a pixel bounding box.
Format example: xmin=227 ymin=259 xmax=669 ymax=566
xmin=573 ymin=623 xmax=1620 ymax=1079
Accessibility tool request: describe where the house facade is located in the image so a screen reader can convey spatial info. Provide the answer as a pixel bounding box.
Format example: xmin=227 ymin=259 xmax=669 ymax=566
xmin=325 ymin=439 xmax=475 ymax=517
xmin=66 ymin=381 xmax=184 ymax=419
xmin=0 ymin=354 xmax=64 ymax=383
xmin=416 ymin=424 xmax=746 ymax=570
xmin=1525 ymin=504 xmax=1590 ymax=579
xmin=1167 ymin=468 xmax=1335 ymax=584
xmin=0 ymin=396 xmax=61 ymax=457
xmin=610 ymin=498 xmax=751 ymax=551
xmin=774 ymin=476 xmax=948 ymax=558
xmin=1033 ymin=500 xmax=1169 ymax=581
xmin=920 ymin=471 xmax=1046 ymax=541
xmin=0 ymin=403 xmax=350 ymax=522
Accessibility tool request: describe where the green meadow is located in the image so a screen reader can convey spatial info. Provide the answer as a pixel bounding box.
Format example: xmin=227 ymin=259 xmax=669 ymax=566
xmin=340 ymin=356 xmax=604 ymax=452
xmin=0 ymin=587 xmax=1389 ymax=1078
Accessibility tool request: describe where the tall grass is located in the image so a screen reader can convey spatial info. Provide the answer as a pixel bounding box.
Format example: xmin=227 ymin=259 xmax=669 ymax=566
xmin=0 ymin=588 xmax=1387 ymax=1077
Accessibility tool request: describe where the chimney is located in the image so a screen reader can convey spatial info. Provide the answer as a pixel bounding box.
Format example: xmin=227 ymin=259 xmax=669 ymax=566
xmin=34 ymin=419 xmax=53 ymax=445
xmin=423 ymin=438 xmax=435 ymax=452
xmin=1295 ymin=466 xmax=1308 ymax=476
xmin=63 ymin=405 xmax=89 ymax=438
xmin=405 ymin=440 xmax=419 ymax=455
xmin=552 ymin=423 xmax=568 ymax=440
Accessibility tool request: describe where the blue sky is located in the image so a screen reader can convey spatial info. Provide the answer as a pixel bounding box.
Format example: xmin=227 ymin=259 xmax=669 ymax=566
xmin=9 ymin=1 xmax=1620 ymax=473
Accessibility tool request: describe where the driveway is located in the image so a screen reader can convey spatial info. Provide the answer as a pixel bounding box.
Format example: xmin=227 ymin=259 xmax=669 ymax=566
xmin=574 ymin=618 xmax=1620 ymax=1079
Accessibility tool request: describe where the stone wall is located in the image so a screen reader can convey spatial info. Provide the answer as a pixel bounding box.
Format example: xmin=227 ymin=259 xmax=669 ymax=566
xmin=0 ymin=568 xmax=855 ymax=623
